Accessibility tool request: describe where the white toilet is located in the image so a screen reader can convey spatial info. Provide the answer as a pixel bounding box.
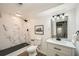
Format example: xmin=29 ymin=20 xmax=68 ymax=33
xmin=26 ymin=38 xmax=41 ymax=56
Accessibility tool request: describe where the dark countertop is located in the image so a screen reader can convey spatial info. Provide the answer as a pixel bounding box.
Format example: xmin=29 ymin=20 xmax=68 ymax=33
xmin=0 ymin=43 xmax=30 ymax=56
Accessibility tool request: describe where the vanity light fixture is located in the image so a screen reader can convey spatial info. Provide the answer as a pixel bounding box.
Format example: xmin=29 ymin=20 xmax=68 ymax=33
xmin=59 ymin=13 xmax=64 ymax=17
xmin=52 ymin=16 xmax=56 ymax=18
xmin=57 ymin=15 xmax=60 ymax=20
xmin=52 ymin=16 xmax=55 ymax=21
xmin=61 ymin=13 xmax=65 ymax=19
xmin=52 ymin=13 xmax=65 ymax=20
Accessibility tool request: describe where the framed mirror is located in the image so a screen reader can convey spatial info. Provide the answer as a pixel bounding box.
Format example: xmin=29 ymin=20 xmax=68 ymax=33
xmin=51 ymin=14 xmax=68 ymax=38
xmin=56 ymin=21 xmax=67 ymax=38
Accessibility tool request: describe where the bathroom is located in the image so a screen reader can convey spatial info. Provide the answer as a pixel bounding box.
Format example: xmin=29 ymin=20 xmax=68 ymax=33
xmin=0 ymin=3 xmax=79 ymax=56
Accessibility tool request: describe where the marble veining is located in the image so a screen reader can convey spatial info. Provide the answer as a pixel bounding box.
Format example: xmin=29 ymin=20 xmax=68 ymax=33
xmin=2 ymin=24 xmax=7 ymax=31
xmin=0 ymin=14 xmax=28 ymax=50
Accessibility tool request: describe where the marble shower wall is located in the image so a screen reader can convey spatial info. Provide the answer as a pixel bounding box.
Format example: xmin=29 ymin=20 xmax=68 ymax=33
xmin=0 ymin=13 xmax=29 ymax=50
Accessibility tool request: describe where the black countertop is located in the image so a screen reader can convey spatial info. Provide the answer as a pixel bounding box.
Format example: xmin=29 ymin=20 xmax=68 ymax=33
xmin=0 ymin=43 xmax=30 ymax=56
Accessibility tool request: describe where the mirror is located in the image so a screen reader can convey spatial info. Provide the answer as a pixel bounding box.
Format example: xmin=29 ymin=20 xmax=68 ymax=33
xmin=56 ymin=21 xmax=67 ymax=38
xmin=51 ymin=15 xmax=68 ymax=38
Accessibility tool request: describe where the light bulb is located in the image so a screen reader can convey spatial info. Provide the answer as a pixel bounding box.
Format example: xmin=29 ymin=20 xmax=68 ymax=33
xmin=57 ymin=16 xmax=60 ymax=20
xmin=60 ymin=14 xmax=63 ymax=18
xmin=60 ymin=14 xmax=65 ymax=19
xmin=62 ymin=15 xmax=65 ymax=19
xmin=54 ymin=16 xmax=57 ymax=19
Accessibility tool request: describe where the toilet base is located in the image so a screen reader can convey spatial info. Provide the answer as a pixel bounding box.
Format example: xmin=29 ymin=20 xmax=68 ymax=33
xmin=26 ymin=46 xmax=38 ymax=56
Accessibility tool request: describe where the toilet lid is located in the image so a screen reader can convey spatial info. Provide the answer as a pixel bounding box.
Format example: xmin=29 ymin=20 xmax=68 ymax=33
xmin=27 ymin=46 xmax=37 ymax=52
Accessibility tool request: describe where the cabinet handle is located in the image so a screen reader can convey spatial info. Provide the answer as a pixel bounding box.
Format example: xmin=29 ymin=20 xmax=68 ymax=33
xmin=55 ymin=54 xmax=59 ymax=56
xmin=54 ymin=47 xmax=61 ymax=51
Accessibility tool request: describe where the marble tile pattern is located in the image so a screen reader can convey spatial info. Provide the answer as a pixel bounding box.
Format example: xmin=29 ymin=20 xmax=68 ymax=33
xmin=0 ymin=13 xmax=29 ymax=50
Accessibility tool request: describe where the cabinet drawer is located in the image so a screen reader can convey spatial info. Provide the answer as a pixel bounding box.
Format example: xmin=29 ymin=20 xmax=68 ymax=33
xmin=47 ymin=50 xmax=66 ymax=56
xmin=47 ymin=43 xmax=72 ymax=55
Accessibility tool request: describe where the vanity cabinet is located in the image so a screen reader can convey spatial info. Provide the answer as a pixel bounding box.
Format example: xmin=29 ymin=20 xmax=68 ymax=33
xmin=46 ymin=38 xmax=76 ymax=56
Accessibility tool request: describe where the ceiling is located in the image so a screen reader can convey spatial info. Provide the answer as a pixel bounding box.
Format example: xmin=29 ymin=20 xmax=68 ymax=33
xmin=0 ymin=3 xmax=63 ymax=18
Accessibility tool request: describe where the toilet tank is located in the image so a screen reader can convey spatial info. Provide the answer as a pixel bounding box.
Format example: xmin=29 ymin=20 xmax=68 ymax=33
xmin=30 ymin=38 xmax=42 ymax=46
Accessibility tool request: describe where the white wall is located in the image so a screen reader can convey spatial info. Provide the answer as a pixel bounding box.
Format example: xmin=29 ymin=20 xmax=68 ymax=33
xmin=75 ymin=4 xmax=79 ymax=56
xmin=0 ymin=13 xmax=29 ymax=50
xmin=67 ymin=9 xmax=76 ymax=41
xmin=76 ymin=4 xmax=79 ymax=31
xmin=27 ymin=16 xmax=51 ymax=52
xmin=28 ymin=4 xmax=79 ymax=54
xmin=29 ymin=10 xmax=76 ymax=53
